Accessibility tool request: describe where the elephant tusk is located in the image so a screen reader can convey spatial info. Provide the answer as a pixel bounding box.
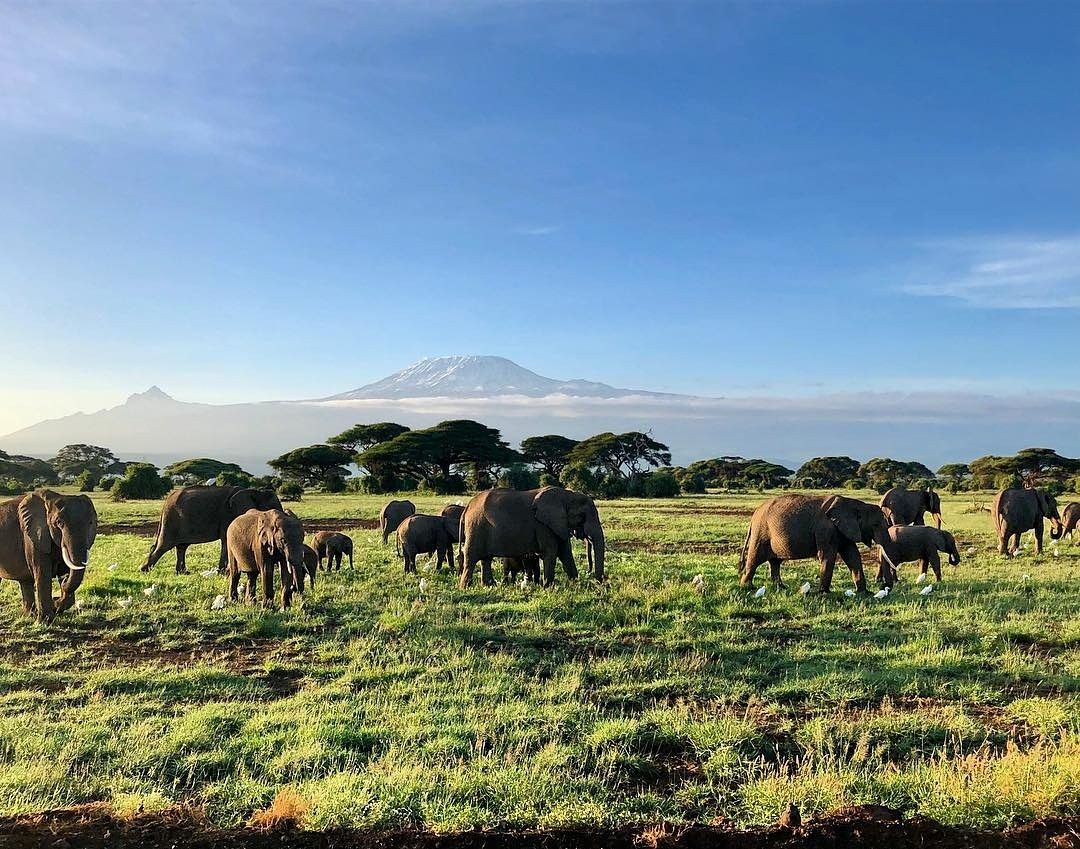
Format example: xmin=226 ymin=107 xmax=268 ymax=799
xmin=878 ymin=545 xmax=897 ymax=572
xmin=62 ymin=551 xmax=87 ymax=571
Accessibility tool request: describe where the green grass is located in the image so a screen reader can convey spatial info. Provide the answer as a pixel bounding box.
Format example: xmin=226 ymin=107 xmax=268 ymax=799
xmin=1 ymin=489 xmax=1080 ymax=830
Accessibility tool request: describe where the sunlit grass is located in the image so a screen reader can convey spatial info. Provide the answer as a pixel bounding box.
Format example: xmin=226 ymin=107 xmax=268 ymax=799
xmin=0 ymin=489 xmax=1078 ymax=829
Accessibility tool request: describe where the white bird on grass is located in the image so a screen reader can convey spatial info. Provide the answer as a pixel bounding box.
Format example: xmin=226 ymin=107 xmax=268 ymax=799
xmin=519 ymin=575 xmax=529 ymax=590
xmin=117 ymin=596 xmax=132 ymax=609
xmin=200 ymin=568 xmax=217 ymax=578
xmin=916 ymin=572 xmax=927 ymax=583
xmin=753 ymin=586 xmax=767 ymax=599
xmin=844 ymin=589 xmax=856 ymax=598
xmin=800 ymin=582 xmax=812 ymax=595
xmin=418 ymin=578 xmax=428 ymax=596
xmin=143 ymin=584 xmax=157 ymax=597
xmin=873 ymin=587 xmax=890 ymax=600
xmin=211 ymin=594 xmax=227 ymax=610
xmin=920 ymin=584 xmax=934 ymax=596
xmin=966 ymin=547 xmax=977 ymax=557
xmin=108 ymin=563 xmax=119 ymax=572
xmin=692 ymin=574 xmax=706 ymax=595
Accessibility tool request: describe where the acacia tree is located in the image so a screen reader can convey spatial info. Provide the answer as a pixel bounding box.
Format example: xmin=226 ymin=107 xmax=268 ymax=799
xmin=520 ymin=435 xmax=579 ymax=479
xmin=49 ymin=444 xmax=119 ymax=482
xmin=268 ymin=444 xmax=354 ymax=490
xmin=567 ymin=432 xmax=672 ymax=480
xmin=1008 ymin=448 xmax=1079 ymax=487
xmin=162 ymin=458 xmax=247 ymax=481
xmin=0 ymin=451 xmax=58 ymax=486
xmin=741 ymin=461 xmax=795 ymax=489
xmin=328 ymin=422 xmax=410 ymax=453
xmin=357 ymin=420 xmax=517 ymax=490
xmin=858 ymin=458 xmax=936 ymax=493
xmin=794 ymin=456 xmax=861 ymax=488
xmin=937 ymin=463 xmax=971 ymax=493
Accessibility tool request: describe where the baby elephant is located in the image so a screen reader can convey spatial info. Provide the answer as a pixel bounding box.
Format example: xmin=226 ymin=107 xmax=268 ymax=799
xmin=397 ymin=514 xmax=455 ymax=574
xmin=226 ymin=508 xmax=306 ymax=608
xmin=878 ymin=525 xmax=961 ymax=584
xmin=311 ymin=531 xmax=353 ymax=571
xmin=295 ymin=544 xmax=318 ymax=593
xmin=503 ymin=554 xmax=540 ymax=584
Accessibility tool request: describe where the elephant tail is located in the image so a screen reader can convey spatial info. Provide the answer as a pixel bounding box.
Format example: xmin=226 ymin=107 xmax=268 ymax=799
xmin=738 ymin=525 xmax=752 ymax=577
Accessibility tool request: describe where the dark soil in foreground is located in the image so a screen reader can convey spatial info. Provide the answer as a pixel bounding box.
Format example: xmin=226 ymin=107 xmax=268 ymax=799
xmin=2 ymin=806 xmax=1079 ymax=849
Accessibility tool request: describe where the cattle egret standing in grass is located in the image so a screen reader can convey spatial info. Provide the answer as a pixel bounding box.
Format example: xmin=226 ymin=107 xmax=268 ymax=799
xmin=844 ymin=588 xmax=856 ymax=598
xmin=108 ymin=563 xmax=119 ymax=572
xmin=118 ymin=596 xmax=132 ymax=609
xmin=211 ymin=594 xmax=227 ymax=610
xmin=200 ymin=568 xmax=217 ymax=577
xmin=920 ymin=584 xmax=934 ymax=596
xmin=418 ymin=578 xmax=428 ymax=596
xmin=519 ymin=575 xmax=529 ymax=590
xmin=873 ymin=587 xmax=889 ymax=600
xmin=143 ymin=584 xmax=157 ymax=597
xmin=754 ymin=585 xmax=766 ymax=598
xmin=916 ymin=572 xmax=926 ymax=584
xmin=800 ymin=582 xmax=811 ymax=595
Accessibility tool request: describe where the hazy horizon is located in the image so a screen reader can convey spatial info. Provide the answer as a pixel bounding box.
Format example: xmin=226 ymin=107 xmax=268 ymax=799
xmin=2 ymin=2 xmax=1078 ymax=441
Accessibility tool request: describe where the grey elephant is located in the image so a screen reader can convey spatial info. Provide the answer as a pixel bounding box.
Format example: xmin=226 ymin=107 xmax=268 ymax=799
xmin=992 ymin=488 xmax=1063 ymax=555
xmin=1060 ymin=502 xmax=1080 ymax=540
xmin=878 ymin=525 xmax=961 ymax=584
xmin=380 ymin=499 xmax=416 ymax=548
xmin=459 ymin=486 xmax=606 ymax=588
xmin=296 ymin=544 xmax=318 ymax=592
xmin=0 ymin=490 xmax=97 ymax=622
xmin=226 ymin=508 xmax=306 ymax=608
xmin=503 ymin=554 xmax=540 ymax=584
xmin=396 ymin=512 xmax=462 ymax=573
xmin=311 ymin=531 xmax=353 ymax=571
xmin=141 ymin=485 xmax=282 ymax=574
xmin=740 ymin=494 xmax=902 ymax=593
xmin=880 ymin=487 xmax=942 ymax=528
xmin=442 ymin=503 xmax=465 ymax=540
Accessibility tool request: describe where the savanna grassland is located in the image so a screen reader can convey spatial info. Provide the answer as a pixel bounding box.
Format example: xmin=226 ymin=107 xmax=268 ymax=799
xmin=1 ymin=490 xmax=1079 ymax=834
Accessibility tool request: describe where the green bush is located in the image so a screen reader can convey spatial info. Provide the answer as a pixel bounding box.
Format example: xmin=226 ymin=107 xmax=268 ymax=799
xmin=323 ymin=476 xmax=347 ymax=494
xmin=216 ymin=469 xmax=256 ymax=487
xmin=418 ymin=475 xmax=467 ymax=496
xmin=680 ymin=473 xmax=706 ymax=494
xmin=111 ymin=464 xmax=171 ymax=501
xmin=277 ymin=480 xmax=304 ymax=502
xmin=498 ymin=463 xmax=540 ymax=491
xmin=75 ymin=470 xmax=99 ymax=492
xmin=100 ymin=477 xmax=118 ymax=492
xmin=539 ymin=472 xmax=560 ymax=488
xmin=642 ymin=470 xmax=680 ymax=498
xmin=0 ymin=477 xmax=24 ymax=496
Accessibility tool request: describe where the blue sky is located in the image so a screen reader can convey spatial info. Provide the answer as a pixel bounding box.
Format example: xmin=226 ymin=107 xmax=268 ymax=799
xmin=2 ymin=1 xmax=1078 ymax=434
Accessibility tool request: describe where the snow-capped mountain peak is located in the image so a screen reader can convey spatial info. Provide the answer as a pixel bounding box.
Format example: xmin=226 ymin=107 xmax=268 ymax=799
xmin=324 ymin=355 xmax=642 ymax=400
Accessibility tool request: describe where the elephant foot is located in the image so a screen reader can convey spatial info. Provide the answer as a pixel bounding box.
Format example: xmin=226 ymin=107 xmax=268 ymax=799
xmin=772 ymin=580 xmax=787 ymax=591
xmin=176 ymin=567 xmax=189 ymax=575
xmin=139 ymin=564 xmax=152 ymax=573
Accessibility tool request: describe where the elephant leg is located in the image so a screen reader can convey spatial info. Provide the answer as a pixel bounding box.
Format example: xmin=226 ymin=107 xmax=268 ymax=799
xmin=18 ymin=580 xmax=36 ymax=616
xmin=481 ymin=558 xmax=496 ymax=587
xmin=459 ymin=552 xmax=478 ymax=588
xmin=919 ymin=557 xmax=929 ymax=580
xmin=261 ymin=564 xmax=274 ymax=608
xmin=739 ymin=538 xmax=768 ymax=588
xmin=1033 ymin=520 xmax=1044 ymax=555
xmin=217 ymin=538 xmax=228 ymax=574
xmin=540 ymin=553 xmax=557 ymax=587
xmin=929 ymin=551 xmax=942 ymax=582
xmin=33 ymin=568 xmax=56 ymax=623
xmin=175 ymin=544 xmax=190 ymax=575
xmin=767 ymin=557 xmax=784 ymax=590
xmin=348 ymin=548 xmax=354 ymax=570
xmin=228 ymin=567 xmax=241 ymax=602
xmin=838 ymin=544 xmax=867 ymax=592
xmin=245 ymin=572 xmax=257 ymax=602
xmin=817 ymin=551 xmax=838 ymax=593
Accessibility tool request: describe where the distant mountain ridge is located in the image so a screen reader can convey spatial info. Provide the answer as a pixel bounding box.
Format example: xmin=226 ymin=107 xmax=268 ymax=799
xmin=322 ymin=355 xmax=676 ymax=400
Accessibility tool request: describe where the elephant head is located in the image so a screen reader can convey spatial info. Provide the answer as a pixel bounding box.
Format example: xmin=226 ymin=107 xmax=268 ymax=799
xmin=1037 ymin=490 xmax=1064 ymax=539
xmin=923 ymin=488 xmax=942 ymax=529
xmin=19 ymin=490 xmax=97 ymax=614
xmin=941 ymin=529 xmax=961 ymax=566
xmin=228 ymin=488 xmax=283 ymax=518
xmin=533 ymin=486 xmax=606 ymax=580
xmin=257 ymin=510 xmax=306 ymax=589
xmin=822 ymin=495 xmax=901 ymax=585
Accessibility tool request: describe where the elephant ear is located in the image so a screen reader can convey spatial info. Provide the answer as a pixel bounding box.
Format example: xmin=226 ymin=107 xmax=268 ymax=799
xmin=18 ymin=492 xmax=52 ymax=574
xmin=533 ymin=488 xmax=570 ymax=542
xmin=822 ymin=496 xmax=862 ymax=544
xmin=258 ymin=514 xmax=277 ymax=555
xmin=227 ymin=488 xmax=259 ymax=516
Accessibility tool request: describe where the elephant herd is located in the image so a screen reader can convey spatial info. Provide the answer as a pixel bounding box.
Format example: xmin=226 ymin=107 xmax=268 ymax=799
xmin=0 ymin=482 xmax=1074 ymax=622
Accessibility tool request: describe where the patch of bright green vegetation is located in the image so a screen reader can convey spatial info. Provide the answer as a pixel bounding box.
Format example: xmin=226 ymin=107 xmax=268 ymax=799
xmin=1 ymin=490 xmax=1079 ymax=830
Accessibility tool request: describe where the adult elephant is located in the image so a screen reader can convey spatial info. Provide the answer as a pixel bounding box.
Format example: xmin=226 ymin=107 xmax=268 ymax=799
xmin=459 ymin=486 xmax=605 ymax=588
xmin=0 ymin=490 xmax=97 ymax=622
xmin=1061 ymin=502 xmax=1080 ymax=540
xmin=226 ymin=508 xmax=306 ymax=608
xmin=880 ymin=487 xmax=942 ymax=528
xmin=380 ymin=499 xmax=416 ymax=547
xmin=740 ymin=494 xmax=902 ymax=593
xmin=992 ymin=488 xmax=1063 ymax=555
xmin=140 ymin=485 xmax=282 ymax=574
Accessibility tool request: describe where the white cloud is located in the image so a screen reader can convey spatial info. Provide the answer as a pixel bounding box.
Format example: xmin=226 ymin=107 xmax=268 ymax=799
xmin=903 ymin=235 xmax=1080 ymax=309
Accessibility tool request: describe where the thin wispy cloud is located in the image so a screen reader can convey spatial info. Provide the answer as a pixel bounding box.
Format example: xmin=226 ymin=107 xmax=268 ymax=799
xmin=515 ymin=225 xmax=562 ymax=236
xmin=903 ymin=235 xmax=1080 ymax=309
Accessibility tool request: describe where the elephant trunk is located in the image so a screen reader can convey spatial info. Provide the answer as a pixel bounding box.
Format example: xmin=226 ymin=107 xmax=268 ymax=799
xmin=932 ymin=512 xmax=942 ymax=530
xmin=56 ymin=532 xmax=89 ymax=612
xmin=587 ymin=521 xmax=605 ymax=581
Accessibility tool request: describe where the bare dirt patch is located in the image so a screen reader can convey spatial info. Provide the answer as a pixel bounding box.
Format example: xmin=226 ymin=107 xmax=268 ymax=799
xmin=1 ymin=805 xmax=1078 ymax=849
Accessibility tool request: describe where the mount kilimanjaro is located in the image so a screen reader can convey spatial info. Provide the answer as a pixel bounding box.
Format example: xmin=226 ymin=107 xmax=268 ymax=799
xmin=2 ymin=355 xmax=1078 ymax=472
